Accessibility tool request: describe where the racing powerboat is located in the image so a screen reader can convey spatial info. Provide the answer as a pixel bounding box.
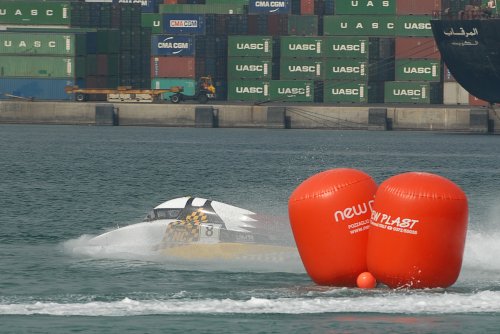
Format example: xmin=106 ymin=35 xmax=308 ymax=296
xmin=87 ymin=197 xmax=296 ymax=260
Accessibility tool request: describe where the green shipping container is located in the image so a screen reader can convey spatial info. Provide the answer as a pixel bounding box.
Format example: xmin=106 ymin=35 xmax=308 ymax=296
xmin=334 ymin=0 xmax=396 ymax=15
xmin=323 ymin=80 xmax=384 ymax=103
xmin=395 ymin=16 xmax=433 ymax=37
xmin=0 ymin=55 xmax=85 ymax=78
xmin=97 ymin=29 xmax=120 ymax=54
xmin=287 ymin=15 xmax=318 ymax=36
xmin=395 ymin=59 xmax=441 ymax=81
xmin=384 ymin=81 xmax=442 ymax=104
xmin=227 ymin=36 xmax=273 ymax=57
xmin=324 ymin=59 xmax=368 ymax=80
xmin=151 ymin=78 xmax=196 ymax=100
xmin=0 ymin=32 xmax=87 ymax=56
xmin=141 ymin=13 xmax=163 ymax=34
xmin=280 ymin=58 xmax=323 ymax=80
xmin=323 ymin=15 xmax=395 ymax=36
xmin=280 ymin=36 xmax=323 ymax=58
xmin=323 ymin=81 xmax=367 ymax=103
xmin=323 ymin=36 xmax=369 ymax=59
xmin=227 ymin=80 xmax=270 ymax=101
xmin=0 ymin=1 xmax=71 ymax=25
xmin=227 ymin=57 xmax=273 ymax=79
xmin=270 ymin=80 xmax=314 ymax=102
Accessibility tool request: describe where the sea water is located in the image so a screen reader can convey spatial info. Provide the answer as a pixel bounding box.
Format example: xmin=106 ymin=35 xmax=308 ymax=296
xmin=1 ymin=125 xmax=499 ymax=333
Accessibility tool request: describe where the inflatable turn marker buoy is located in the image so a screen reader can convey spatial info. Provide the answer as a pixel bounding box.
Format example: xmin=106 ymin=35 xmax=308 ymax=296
xmin=367 ymin=172 xmax=468 ymax=289
xmin=288 ymin=168 xmax=377 ymax=286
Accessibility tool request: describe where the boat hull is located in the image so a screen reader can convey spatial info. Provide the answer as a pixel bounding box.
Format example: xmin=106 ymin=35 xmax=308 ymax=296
xmin=431 ymin=19 xmax=500 ymax=103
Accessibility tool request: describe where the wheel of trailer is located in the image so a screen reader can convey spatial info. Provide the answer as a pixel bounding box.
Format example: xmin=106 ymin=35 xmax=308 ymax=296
xmin=75 ymin=93 xmax=87 ymax=102
xmin=170 ymin=94 xmax=181 ymax=104
xmin=198 ymin=94 xmax=208 ymax=104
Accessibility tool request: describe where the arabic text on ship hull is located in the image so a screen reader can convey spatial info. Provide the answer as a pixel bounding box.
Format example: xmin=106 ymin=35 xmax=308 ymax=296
xmin=431 ymin=18 xmax=500 ymax=103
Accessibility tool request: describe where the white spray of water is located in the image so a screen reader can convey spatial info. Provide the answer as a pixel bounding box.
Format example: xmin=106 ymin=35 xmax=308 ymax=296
xmin=2 ymin=291 xmax=500 ymax=316
xmin=462 ymin=199 xmax=500 ymax=272
xmin=463 ymin=230 xmax=500 ymax=271
xmin=63 ymin=231 xmax=304 ymax=274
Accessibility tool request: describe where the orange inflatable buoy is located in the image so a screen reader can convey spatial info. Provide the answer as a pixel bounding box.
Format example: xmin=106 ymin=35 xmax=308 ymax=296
xmin=288 ymin=168 xmax=377 ymax=286
xmin=367 ymin=172 xmax=468 ymax=289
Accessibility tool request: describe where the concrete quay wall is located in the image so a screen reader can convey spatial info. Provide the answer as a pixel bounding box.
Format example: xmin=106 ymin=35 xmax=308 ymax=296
xmin=0 ymin=101 xmax=496 ymax=133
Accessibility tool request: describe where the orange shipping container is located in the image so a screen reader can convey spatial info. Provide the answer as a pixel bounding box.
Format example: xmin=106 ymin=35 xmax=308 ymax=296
xmin=396 ymin=0 xmax=441 ymax=15
xmin=469 ymin=94 xmax=490 ymax=106
xmin=395 ymin=37 xmax=441 ymax=59
xmin=151 ymin=56 xmax=195 ymax=78
xmin=301 ymin=0 xmax=314 ymax=15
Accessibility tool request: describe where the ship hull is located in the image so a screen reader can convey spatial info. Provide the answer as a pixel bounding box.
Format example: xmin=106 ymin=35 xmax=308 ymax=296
xmin=431 ymin=19 xmax=500 ymax=103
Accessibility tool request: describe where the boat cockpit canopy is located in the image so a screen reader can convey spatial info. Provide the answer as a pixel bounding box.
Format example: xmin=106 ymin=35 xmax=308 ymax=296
xmin=145 ymin=208 xmax=182 ymax=222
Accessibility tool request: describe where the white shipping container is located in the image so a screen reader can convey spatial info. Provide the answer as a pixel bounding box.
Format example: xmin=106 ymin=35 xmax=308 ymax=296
xmin=443 ymin=82 xmax=469 ymax=105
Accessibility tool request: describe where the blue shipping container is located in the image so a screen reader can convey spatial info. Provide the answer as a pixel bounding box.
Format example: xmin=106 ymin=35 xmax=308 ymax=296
xmin=117 ymin=0 xmax=160 ymax=13
xmin=151 ymin=35 xmax=195 ymax=56
xmin=162 ymin=14 xmax=206 ymax=35
xmin=151 ymin=78 xmax=196 ymax=100
xmin=0 ymin=78 xmax=83 ymax=101
xmin=85 ymin=32 xmax=98 ymax=54
xmin=248 ymin=0 xmax=291 ymax=14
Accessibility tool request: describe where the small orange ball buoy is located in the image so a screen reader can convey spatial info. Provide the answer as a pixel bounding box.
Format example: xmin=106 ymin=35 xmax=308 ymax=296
xmin=357 ymin=272 xmax=377 ymax=289
xmin=288 ymin=168 xmax=377 ymax=286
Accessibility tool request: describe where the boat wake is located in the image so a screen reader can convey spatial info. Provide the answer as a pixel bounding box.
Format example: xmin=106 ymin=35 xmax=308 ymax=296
xmin=63 ymin=197 xmax=303 ymax=272
xmin=63 ymin=233 xmax=303 ymax=273
xmin=3 ymin=290 xmax=500 ymax=316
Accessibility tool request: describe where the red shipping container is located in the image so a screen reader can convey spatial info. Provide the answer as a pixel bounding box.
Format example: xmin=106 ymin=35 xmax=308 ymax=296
xmin=247 ymin=15 xmax=259 ymax=35
xmin=96 ymin=54 xmax=109 ymax=76
xmin=151 ymin=56 xmax=195 ymax=78
xmin=395 ymin=37 xmax=441 ymax=59
xmin=469 ymin=94 xmax=490 ymax=106
xmin=164 ymin=0 xmax=178 ymax=4
xmin=301 ymin=0 xmax=315 ymax=15
xmin=268 ymin=15 xmax=288 ymax=36
xmin=86 ymin=76 xmax=111 ymax=88
xmin=396 ymin=0 xmax=441 ymax=15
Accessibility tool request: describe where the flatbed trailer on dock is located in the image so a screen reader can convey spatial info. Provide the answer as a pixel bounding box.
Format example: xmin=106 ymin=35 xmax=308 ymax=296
xmin=64 ymin=85 xmax=184 ymax=103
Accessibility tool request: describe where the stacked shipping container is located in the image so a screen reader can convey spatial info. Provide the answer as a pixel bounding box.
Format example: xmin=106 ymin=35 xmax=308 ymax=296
xmin=226 ymin=36 xmax=273 ymax=102
xmin=0 ymin=31 xmax=87 ymax=100
xmin=149 ymin=7 xmax=232 ymax=100
xmin=322 ymin=0 xmax=442 ymax=104
xmin=0 ymin=1 xmax=151 ymax=100
xmin=390 ymin=0 xmax=442 ymax=104
xmin=0 ymin=0 xmax=487 ymax=106
xmin=0 ymin=1 xmax=74 ymax=100
xmin=150 ymin=34 xmax=195 ymax=99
